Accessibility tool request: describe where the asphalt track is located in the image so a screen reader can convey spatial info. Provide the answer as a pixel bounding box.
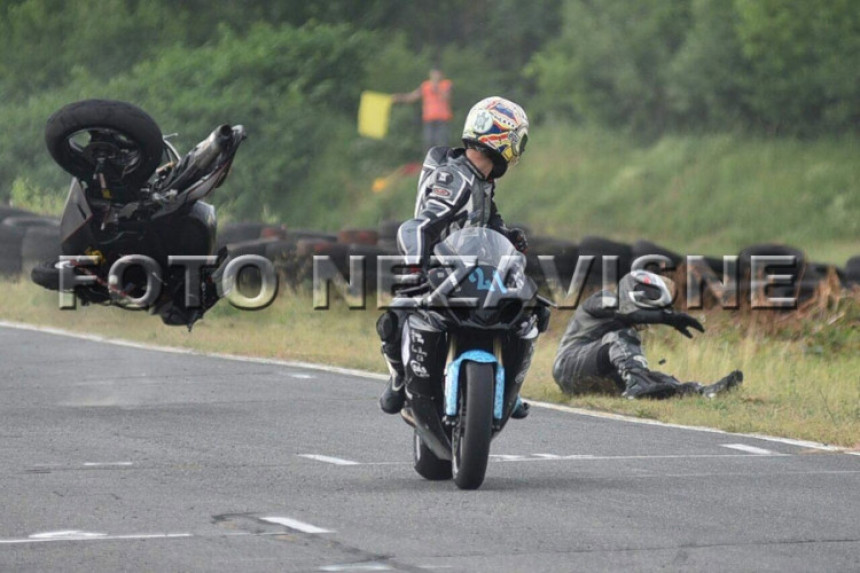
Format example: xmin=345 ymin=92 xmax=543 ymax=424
xmin=0 ymin=325 xmax=858 ymax=572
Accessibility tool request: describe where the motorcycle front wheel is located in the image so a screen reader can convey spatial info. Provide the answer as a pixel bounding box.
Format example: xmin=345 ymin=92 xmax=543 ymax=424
xmin=452 ymin=361 xmax=495 ymax=490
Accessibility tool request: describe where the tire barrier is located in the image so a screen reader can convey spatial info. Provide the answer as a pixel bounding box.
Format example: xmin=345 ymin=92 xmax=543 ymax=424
xmin=337 ymin=228 xmax=379 ymax=246
xmin=737 ymin=244 xmax=806 ymax=303
xmin=0 ymin=207 xmax=35 ymax=223
xmin=579 ymin=236 xmax=634 ymax=285
xmin=846 ymin=256 xmax=860 ymax=286
xmin=216 ymin=222 xmax=268 ymax=249
xmin=21 ymin=225 xmax=61 ymax=276
xmin=9 ymin=206 xmax=852 ymax=306
xmin=288 ymin=229 xmax=338 ymax=243
xmin=2 ymin=215 xmax=60 ymax=229
xmin=0 ymin=224 xmax=25 ymax=275
xmin=525 ymin=237 xmax=579 ymax=295
xmin=225 ymin=238 xmax=277 ymax=297
xmin=631 ymin=239 xmax=684 ymax=270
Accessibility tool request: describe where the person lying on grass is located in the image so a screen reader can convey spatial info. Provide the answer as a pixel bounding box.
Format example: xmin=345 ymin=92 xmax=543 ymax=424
xmin=552 ymin=270 xmax=743 ymax=399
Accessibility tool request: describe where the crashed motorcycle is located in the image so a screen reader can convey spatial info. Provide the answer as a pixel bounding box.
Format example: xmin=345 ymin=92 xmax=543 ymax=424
xmin=31 ymin=99 xmax=246 ymax=327
xmin=394 ymin=227 xmax=552 ymax=489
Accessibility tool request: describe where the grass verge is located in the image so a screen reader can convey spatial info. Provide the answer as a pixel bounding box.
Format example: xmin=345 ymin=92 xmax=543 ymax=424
xmin=1 ymin=278 xmax=858 ymax=448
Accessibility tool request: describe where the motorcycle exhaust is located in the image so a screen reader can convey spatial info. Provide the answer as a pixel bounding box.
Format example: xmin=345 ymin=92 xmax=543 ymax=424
xmin=189 ymin=124 xmax=234 ymax=171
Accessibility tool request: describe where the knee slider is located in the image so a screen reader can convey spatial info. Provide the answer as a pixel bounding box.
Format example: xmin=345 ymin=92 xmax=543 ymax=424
xmin=376 ymin=311 xmax=399 ymax=342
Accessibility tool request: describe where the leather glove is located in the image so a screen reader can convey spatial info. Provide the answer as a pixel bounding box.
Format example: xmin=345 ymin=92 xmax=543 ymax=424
xmin=667 ymin=312 xmax=705 ymax=339
xmin=506 ymin=228 xmax=528 ymax=253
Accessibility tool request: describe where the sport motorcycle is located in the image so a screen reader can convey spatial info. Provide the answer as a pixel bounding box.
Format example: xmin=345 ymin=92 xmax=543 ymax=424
xmin=31 ymin=99 xmax=246 ymax=327
xmin=394 ymin=227 xmax=551 ymax=489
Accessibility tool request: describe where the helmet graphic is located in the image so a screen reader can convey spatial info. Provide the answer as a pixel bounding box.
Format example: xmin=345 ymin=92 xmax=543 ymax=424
xmin=462 ymin=97 xmax=529 ymax=178
xmin=618 ymin=270 xmax=674 ymax=315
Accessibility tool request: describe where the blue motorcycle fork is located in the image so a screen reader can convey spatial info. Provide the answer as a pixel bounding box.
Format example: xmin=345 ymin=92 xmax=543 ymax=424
xmin=444 ymin=332 xmax=506 ymax=425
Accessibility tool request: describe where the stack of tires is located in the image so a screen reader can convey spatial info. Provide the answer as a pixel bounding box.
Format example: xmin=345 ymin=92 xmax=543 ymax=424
xmin=218 ymin=221 xmax=402 ymax=297
xmin=0 ymin=207 xmax=61 ymax=276
xmin=213 ymin=220 xmax=857 ymax=305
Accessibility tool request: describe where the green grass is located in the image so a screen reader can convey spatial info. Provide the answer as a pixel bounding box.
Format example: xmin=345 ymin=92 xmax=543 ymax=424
xmin=353 ymin=126 xmax=860 ymax=266
xmin=2 ymin=278 xmax=858 ymax=448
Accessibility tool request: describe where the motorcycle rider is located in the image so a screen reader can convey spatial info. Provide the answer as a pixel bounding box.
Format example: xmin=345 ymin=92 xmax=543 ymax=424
xmin=377 ymin=96 xmax=542 ymax=418
xmin=552 ymin=270 xmax=743 ymax=399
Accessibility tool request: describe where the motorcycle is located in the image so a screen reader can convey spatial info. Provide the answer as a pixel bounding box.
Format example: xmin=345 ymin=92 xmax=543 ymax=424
xmin=31 ymin=99 xmax=246 ymax=328
xmin=394 ymin=227 xmax=552 ymax=489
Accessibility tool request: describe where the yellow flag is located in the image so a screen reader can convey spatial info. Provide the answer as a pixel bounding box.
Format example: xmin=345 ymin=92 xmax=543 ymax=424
xmin=358 ymin=91 xmax=393 ymax=139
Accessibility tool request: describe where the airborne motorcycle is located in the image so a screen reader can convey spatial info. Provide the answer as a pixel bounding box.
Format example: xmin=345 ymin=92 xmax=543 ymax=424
xmin=31 ymin=99 xmax=246 ymax=327
xmin=395 ymin=227 xmax=552 ymax=489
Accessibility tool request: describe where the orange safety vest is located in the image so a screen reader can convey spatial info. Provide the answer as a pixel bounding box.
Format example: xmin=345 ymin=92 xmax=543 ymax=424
xmin=421 ymin=79 xmax=453 ymax=122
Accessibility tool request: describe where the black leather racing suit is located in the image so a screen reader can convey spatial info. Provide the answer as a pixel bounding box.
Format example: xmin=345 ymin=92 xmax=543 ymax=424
xmin=377 ymin=146 xmax=536 ymax=406
xmin=553 ymin=290 xmax=714 ymax=398
xmin=396 ymin=147 xmax=513 ymax=260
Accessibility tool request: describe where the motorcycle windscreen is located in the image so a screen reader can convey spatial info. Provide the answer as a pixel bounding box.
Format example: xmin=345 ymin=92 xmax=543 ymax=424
xmin=431 ymin=227 xmax=536 ymax=305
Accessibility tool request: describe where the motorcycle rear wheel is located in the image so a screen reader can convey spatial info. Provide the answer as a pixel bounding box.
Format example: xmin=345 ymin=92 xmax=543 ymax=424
xmin=413 ymin=430 xmax=452 ymax=481
xmin=45 ymin=99 xmax=164 ymax=188
xmin=452 ymin=361 xmax=495 ymax=490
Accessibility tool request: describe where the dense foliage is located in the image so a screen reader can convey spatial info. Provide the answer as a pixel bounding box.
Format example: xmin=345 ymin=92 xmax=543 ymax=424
xmin=0 ymin=0 xmax=856 ymax=222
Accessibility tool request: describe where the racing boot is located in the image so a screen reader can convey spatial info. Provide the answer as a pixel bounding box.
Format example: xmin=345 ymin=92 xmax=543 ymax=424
xmin=378 ymin=340 xmax=406 ymax=414
xmin=510 ymin=397 xmax=530 ymax=419
xmin=377 ymin=311 xmax=406 ymax=414
xmin=698 ymin=370 xmax=743 ymax=398
xmin=620 ymin=367 xmax=685 ymax=399
xmin=379 ymin=373 xmax=406 ymax=414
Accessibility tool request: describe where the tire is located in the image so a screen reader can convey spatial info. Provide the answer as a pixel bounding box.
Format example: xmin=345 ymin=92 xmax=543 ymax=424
xmin=631 ymin=239 xmax=683 ymax=270
xmin=413 ymin=430 xmax=452 ymax=481
xmin=217 ymin=222 xmax=267 ymax=249
xmin=0 ymin=206 xmax=34 ymax=223
xmin=288 ymin=229 xmax=338 ymax=243
xmin=378 ymin=219 xmax=403 ymax=241
xmin=21 ymin=226 xmax=61 ymax=276
xmin=527 ymin=237 xmax=579 ymax=290
xmin=0 ymin=224 xmax=25 ymax=275
xmin=31 ymin=260 xmax=60 ymax=291
xmin=452 ymin=361 xmax=495 ymax=490
xmin=348 ymin=244 xmax=388 ymax=293
xmin=738 ymin=244 xmax=805 ymax=301
xmin=45 ymin=99 xmax=163 ymax=187
xmin=3 ymin=216 xmax=60 ymax=229
xmin=225 ymin=239 xmax=276 ymax=297
xmin=260 ymin=225 xmax=288 ymax=240
xmin=845 ymin=256 xmax=860 ymax=286
xmin=337 ymin=228 xmax=379 ymax=246
xmin=579 ymin=236 xmax=633 ymax=285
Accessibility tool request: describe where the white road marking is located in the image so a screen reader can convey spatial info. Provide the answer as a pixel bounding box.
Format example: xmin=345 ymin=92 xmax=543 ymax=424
xmin=530 ymin=399 xmax=846 ymax=453
xmin=488 ymin=453 xmax=787 ymax=462
xmin=353 ymin=452 xmax=789 ymax=466
xmin=298 ymin=454 xmax=360 ymax=466
xmin=0 ymin=532 xmax=192 ymax=545
xmin=290 ymin=373 xmax=316 ymax=379
xmin=1 ymin=321 xmax=853 ymax=455
xmin=319 ymin=564 xmax=392 ymax=572
xmin=29 ymin=530 xmax=106 ymax=540
xmin=260 ymin=516 xmax=334 ymax=534
xmin=721 ymin=444 xmax=779 ymax=455
xmin=83 ymin=462 xmax=134 ymax=467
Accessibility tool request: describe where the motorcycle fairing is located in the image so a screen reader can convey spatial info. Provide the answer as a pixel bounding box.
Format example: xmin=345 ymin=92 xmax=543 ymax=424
xmin=59 ymin=179 xmax=96 ymax=255
xmin=403 ymin=312 xmax=452 ymax=461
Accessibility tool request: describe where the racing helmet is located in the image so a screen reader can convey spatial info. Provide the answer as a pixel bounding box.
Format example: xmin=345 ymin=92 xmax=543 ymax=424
xmin=462 ymin=97 xmax=529 ymax=178
xmin=618 ymin=270 xmax=674 ymax=315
